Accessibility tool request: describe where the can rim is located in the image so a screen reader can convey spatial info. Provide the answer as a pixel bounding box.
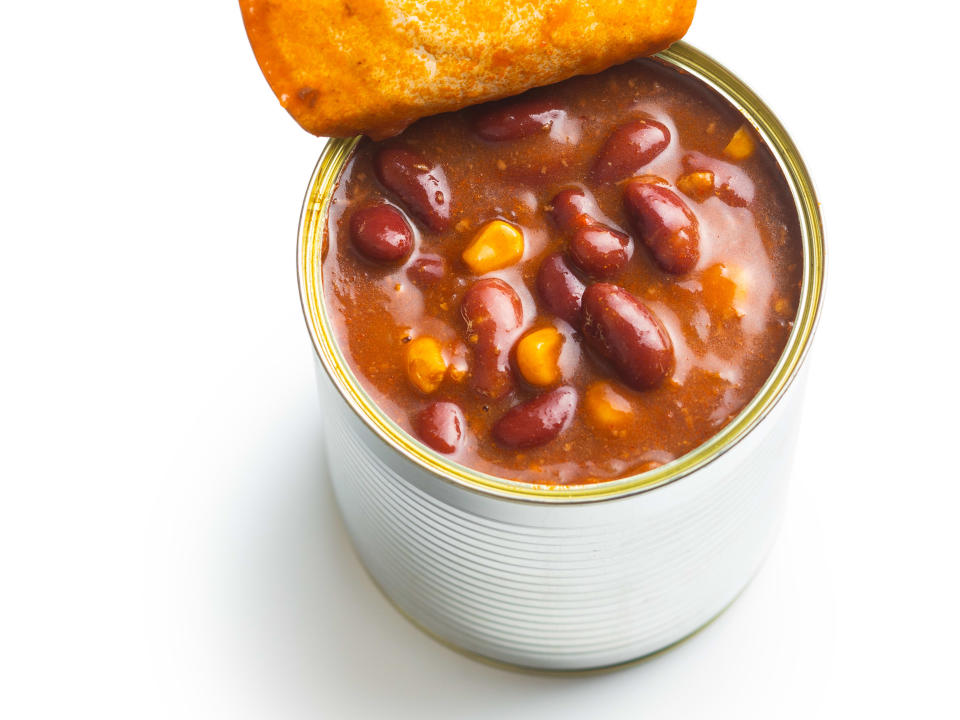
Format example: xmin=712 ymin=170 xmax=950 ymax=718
xmin=297 ymin=41 xmax=825 ymax=504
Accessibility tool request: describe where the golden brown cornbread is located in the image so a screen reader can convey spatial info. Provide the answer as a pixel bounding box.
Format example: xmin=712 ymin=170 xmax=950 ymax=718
xmin=240 ymin=0 xmax=697 ymax=139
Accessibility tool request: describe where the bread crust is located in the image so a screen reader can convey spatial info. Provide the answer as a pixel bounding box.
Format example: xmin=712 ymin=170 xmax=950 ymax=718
xmin=240 ymin=0 xmax=696 ymax=139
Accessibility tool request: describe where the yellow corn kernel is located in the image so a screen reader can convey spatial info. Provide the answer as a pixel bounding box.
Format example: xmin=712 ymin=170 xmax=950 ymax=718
xmin=701 ymin=263 xmax=751 ymax=319
xmin=585 ymin=381 xmax=633 ymax=433
xmin=676 ymin=171 xmax=716 ymax=202
xmin=461 ymin=220 xmax=524 ymax=274
xmin=515 ymin=327 xmax=563 ymax=387
xmin=404 ymin=336 xmax=447 ymax=394
xmin=723 ymin=125 xmax=755 ymax=161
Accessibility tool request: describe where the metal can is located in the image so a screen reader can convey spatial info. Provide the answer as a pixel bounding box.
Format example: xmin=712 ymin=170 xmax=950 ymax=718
xmin=297 ymin=41 xmax=824 ymax=672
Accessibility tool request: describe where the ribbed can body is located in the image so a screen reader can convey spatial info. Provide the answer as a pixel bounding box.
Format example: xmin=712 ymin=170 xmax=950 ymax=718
xmin=319 ymin=361 xmax=807 ymax=670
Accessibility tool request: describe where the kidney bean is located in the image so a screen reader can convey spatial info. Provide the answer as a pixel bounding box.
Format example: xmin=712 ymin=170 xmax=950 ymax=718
xmin=374 ymin=148 xmax=452 ymax=232
xmin=592 ymin=118 xmax=671 ymax=183
xmin=549 ymin=188 xmax=598 ymax=232
xmin=569 ymin=225 xmax=633 ymax=278
xmin=414 ymin=401 xmax=465 ymax=454
xmin=536 ymin=253 xmax=586 ymax=327
xmin=492 ymin=386 xmax=577 ymax=449
xmin=473 ymin=97 xmax=565 ymax=141
xmin=581 ymin=283 xmax=674 ymax=390
xmin=624 ymin=180 xmax=700 ymax=274
xmin=406 ymin=254 xmax=445 ymax=287
xmin=348 ymin=204 xmax=414 ymax=264
xmin=461 ymin=278 xmax=523 ymax=399
xmin=683 ymin=151 xmax=755 ymax=207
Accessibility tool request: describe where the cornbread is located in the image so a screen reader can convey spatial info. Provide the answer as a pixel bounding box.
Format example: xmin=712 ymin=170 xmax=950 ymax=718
xmin=240 ymin=0 xmax=697 ymax=139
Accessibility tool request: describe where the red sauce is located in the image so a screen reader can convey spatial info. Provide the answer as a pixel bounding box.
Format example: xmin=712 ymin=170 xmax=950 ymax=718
xmin=322 ymin=58 xmax=802 ymax=484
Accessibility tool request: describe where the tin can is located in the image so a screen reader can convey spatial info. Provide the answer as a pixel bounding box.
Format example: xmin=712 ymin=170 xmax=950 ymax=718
xmin=297 ymin=41 xmax=824 ymax=671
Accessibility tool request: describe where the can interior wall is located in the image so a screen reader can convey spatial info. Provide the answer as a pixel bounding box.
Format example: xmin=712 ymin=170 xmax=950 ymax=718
xmin=297 ymin=42 xmax=824 ymax=670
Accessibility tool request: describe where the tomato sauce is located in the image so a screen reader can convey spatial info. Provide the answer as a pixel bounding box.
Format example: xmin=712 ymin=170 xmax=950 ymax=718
xmin=322 ymin=58 xmax=802 ymax=484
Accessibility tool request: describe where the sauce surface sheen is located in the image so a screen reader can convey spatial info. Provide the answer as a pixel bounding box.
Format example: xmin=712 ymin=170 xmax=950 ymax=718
xmin=322 ymin=58 xmax=802 ymax=485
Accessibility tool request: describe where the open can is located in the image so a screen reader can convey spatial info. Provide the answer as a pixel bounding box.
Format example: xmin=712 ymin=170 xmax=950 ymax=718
xmin=297 ymin=41 xmax=824 ymax=671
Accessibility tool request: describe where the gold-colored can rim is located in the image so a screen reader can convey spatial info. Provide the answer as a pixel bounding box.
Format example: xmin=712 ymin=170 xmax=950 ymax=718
xmin=298 ymin=41 xmax=825 ymax=504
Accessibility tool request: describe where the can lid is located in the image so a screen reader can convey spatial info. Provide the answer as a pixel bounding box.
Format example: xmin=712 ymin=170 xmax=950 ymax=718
xmin=240 ymin=0 xmax=696 ymax=140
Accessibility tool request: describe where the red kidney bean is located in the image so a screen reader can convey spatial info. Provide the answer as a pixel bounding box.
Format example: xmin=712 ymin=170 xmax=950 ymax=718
xmin=581 ymin=283 xmax=674 ymax=390
xmin=624 ymin=180 xmax=700 ymax=274
xmin=473 ymin=97 xmax=565 ymax=141
xmin=569 ymin=225 xmax=633 ymax=278
xmin=536 ymin=253 xmax=586 ymax=327
xmin=348 ymin=204 xmax=414 ymax=264
xmin=592 ymin=118 xmax=671 ymax=183
xmin=414 ymin=401 xmax=465 ymax=454
xmin=374 ymin=148 xmax=452 ymax=232
xmin=683 ymin=151 xmax=755 ymax=207
xmin=492 ymin=386 xmax=577 ymax=448
xmin=549 ymin=187 xmax=598 ymax=232
xmin=461 ymin=278 xmax=523 ymax=399
xmin=406 ymin=254 xmax=445 ymax=287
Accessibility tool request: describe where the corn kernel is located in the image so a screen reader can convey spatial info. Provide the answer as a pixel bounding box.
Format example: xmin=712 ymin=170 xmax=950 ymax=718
xmin=723 ymin=125 xmax=755 ymax=161
xmin=585 ymin=381 xmax=633 ymax=432
xmin=701 ymin=263 xmax=751 ymax=319
xmin=404 ymin=336 xmax=447 ymax=394
xmin=676 ymin=171 xmax=715 ymax=202
xmin=515 ymin=327 xmax=563 ymax=387
xmin=461 ymin=220 xmax=524 ymax=274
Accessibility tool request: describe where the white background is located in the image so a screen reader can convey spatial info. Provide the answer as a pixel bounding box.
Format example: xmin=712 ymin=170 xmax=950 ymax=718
xmin=2 ymin=1 xmax=959 ymax=718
